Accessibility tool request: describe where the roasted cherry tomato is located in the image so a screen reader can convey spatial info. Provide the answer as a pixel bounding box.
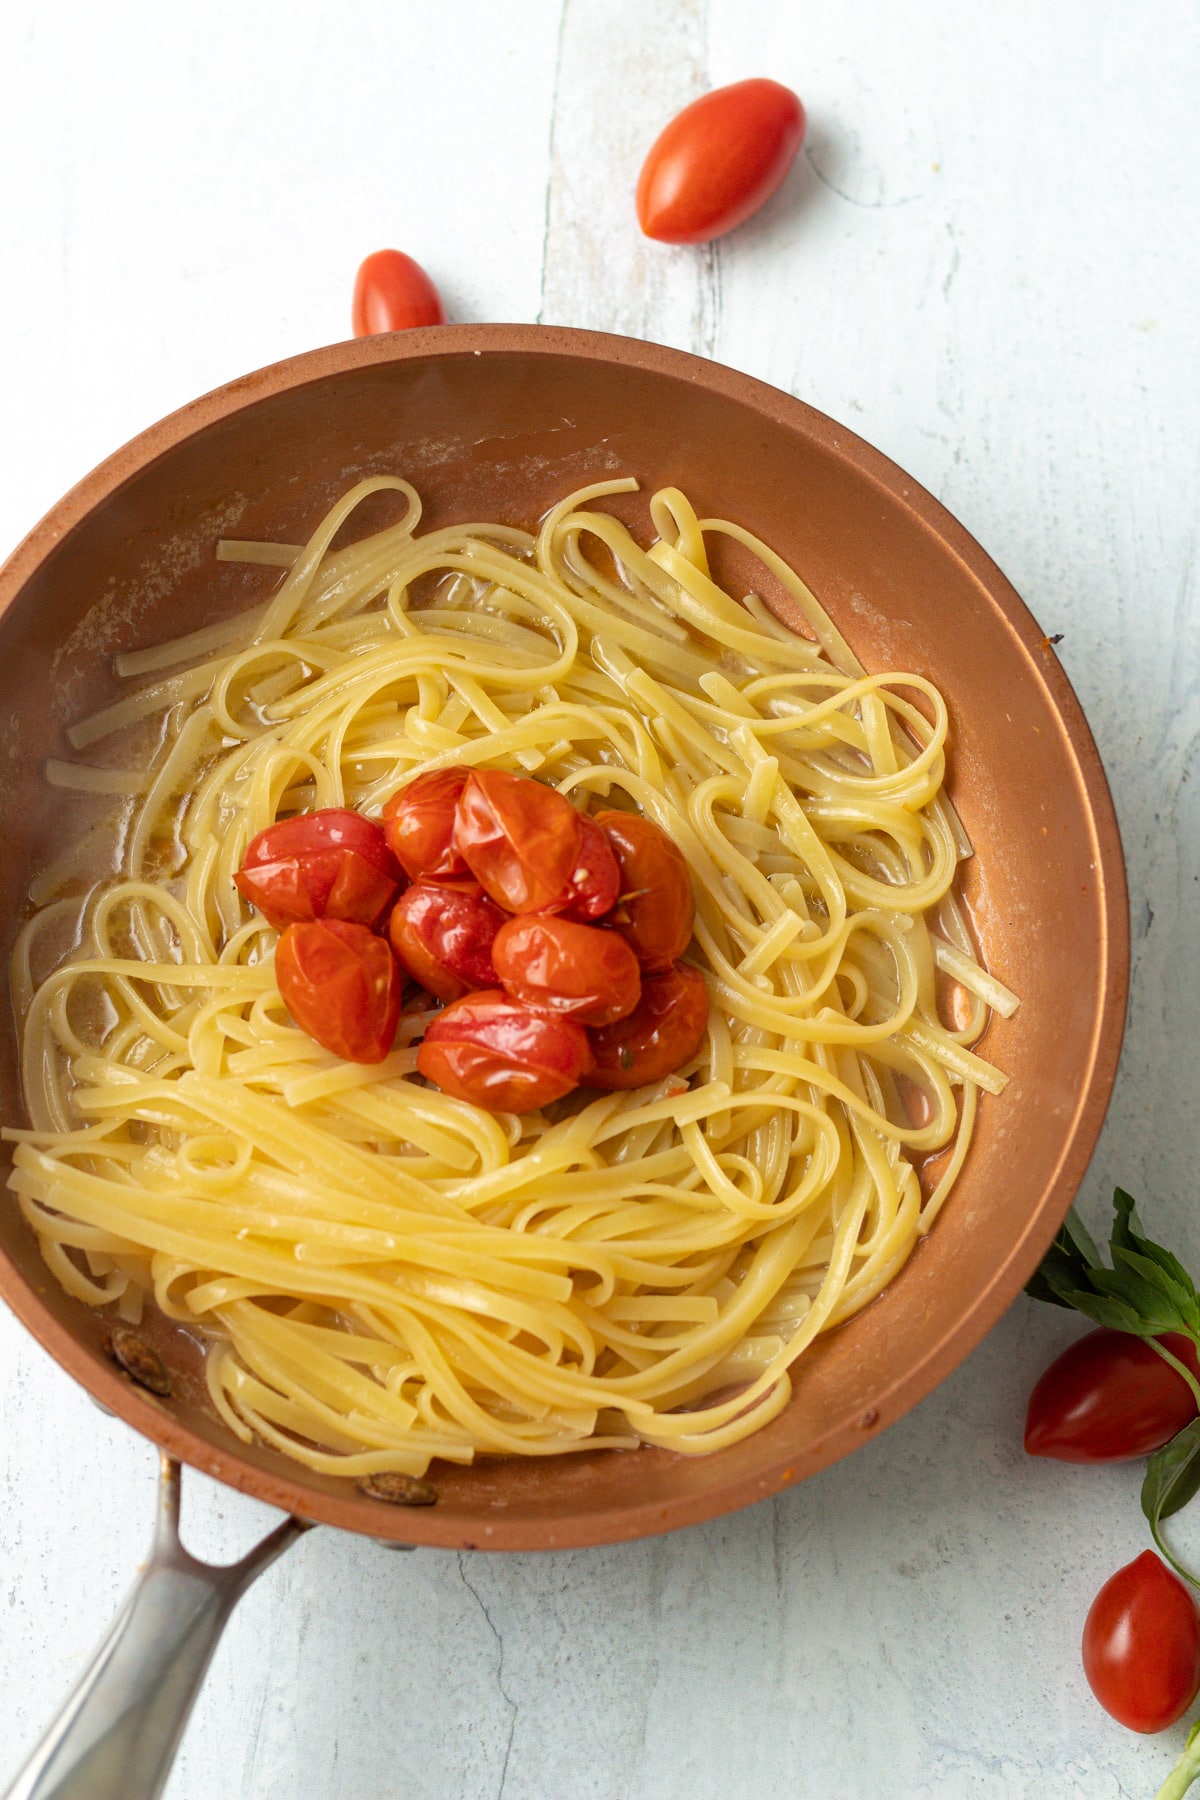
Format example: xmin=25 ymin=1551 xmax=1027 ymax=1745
xmin=596 ymin=810 xmax=696 ymax=970
xmin=275 ymin=919 xmax=402 ymax=1064
xmin=351 ymin=250 xmax=445 ymax=336
xmin=382 ymin=769 xmax=470 ymax=883
xmin=1083 ymin=1551 xmax=1200 ymax=1733
xmin=560 ymin=814 xmax=622 ymax=921
xmin=586 ymin=961 xmax=709 ymax=1090
xmin=453 ymin=770 xmax=583 ymax=914
xmin=388 ymin=879 xmax=504 ymax=1003
xmin=235 ymin=808 xmax=402 ymax=931
xmin=492 ymin=915 xmax=641 ymax=1026
xmin=418 ymin=990 xmax=592 ymax=1112
xmin=1025 ymin=1328 xmax=1200 ymax=1464
xmin=636 ymin=79 xmax=806 ymax=245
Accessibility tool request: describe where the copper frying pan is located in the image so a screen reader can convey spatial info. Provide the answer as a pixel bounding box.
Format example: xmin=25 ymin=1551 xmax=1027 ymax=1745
xmin=0 ymin=328 xmax=1128 ymax=1797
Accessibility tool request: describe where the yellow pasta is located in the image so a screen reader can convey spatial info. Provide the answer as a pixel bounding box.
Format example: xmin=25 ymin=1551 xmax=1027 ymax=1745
xmin=4 ymin=476 xmax=1016 ymax=1475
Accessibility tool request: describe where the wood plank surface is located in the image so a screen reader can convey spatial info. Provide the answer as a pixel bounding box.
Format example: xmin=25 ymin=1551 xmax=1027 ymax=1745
xmin=1 ymin=3 xmax=1198 ymax=1795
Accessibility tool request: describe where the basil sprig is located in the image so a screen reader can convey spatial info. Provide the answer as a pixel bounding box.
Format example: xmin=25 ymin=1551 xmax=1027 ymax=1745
xmin=1029 ymin=1192 xmax=1200 ymax=1799
xmin=1028 ymin=1190 xmax=1200 ymax=1575
xmin=1028 ymin=1189 xmax=1200 ymax=1340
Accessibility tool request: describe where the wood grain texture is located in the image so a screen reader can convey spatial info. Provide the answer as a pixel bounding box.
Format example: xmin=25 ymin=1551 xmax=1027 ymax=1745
xmin=2 ymin=1 xmax=1199 ymax=1795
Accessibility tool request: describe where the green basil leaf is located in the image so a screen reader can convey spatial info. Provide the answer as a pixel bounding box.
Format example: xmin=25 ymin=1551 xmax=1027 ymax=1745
xmin=1143 ymin=1418 xmax=1200 ymax=1527
xmin=1113 ymin=1247 xmax=1200 ymax=1333
xmin=1093 ymin=1257 xmax=1191 ymax=1334
xmin=1109 ymin=1187 xmax=1200 ymax=1306
xmin=1024 ymin=1266 xmax=1076 ymax=1308
xmin=1111 ymin=1186 xmax=1141 ymax=1254
xmin=1064 ymin=1206 xmax=1103 ymax=1268
xmin=1052 ymin=1287 xmax=1154 ymax=1335
xmin=1026 ymin=1210 xmax=1104 ymax=1305
xmin=1025 ymin=1248 xmax=1088 ymax=1307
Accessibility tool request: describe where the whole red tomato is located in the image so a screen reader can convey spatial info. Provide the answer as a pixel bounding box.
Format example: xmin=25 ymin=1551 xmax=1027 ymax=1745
xmin=596 ymin=809 xmax=695 ymax=970
xmin=275 ymin=919 xmax=402 ymax=1063
xmin=1083 ymin=1551 xmax=1200 ymax=1732
xmin=636 ymin=78 xmax=806 ymax=244
xmin=1025 ymin=1328 xmax=1200 ymax=1463
xmin=382 ymin=769 xmax=470 ymax=883
xmin=586 ymin=961 xmax=709 ymax=1089
xmin=352 ymin=250 xmax=445 ymax=335
xmin=235 ymin=808 xmax=401 ymax=930
xmin=418 ymin=990 xmax=592 ymax=1112
xmin=493 ymin=915 xmax=641 ymax=1026
xmin=453 ymin=770 xmax=583 ymax=914
xmin=560 ymin=814 xmax=621 ymax=920
xmin=388 ymin=880 xmax=504 ymax=1002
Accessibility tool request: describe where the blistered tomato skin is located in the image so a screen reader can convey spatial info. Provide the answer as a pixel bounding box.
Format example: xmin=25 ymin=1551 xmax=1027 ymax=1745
xmin=636 ymin=79 xmax=806 ymax=245
xmin=235 ymin=808 xmax=402 ymax=930
xmin=1025 ymin=1328 xmax=1200 ymax=1463
xmin=352 ymin=250 xmax=445 ymax=335
xmin=596 ymin=810 xmax=696 ymax=970
xmin=418 ymin=990 xmax=592 ymax=1112
xmin=493 ymin=915 xmax=642 ymax=1026
xmin=453 ymin=769 xmax=583 ymax=914
xmin=560 ymin=814 xmax=622 ymax=920
xmin=388 ymin=880 xmax=504 ymax=1002
xmin=587 ymin=962 xmax=709 ymax=1090
xmin=1082 ymin=1552 xmax=1200 ymax=1733
xmin=275 ymin=920 xmax=402 ymax=1064
xmin=383 ymin=769 xmax=471 ymax=883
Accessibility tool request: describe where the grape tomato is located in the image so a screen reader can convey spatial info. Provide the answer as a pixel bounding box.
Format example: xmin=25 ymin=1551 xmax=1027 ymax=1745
xmin=388 ymin=880 xmax=504 ymax=1002
xmin=453 ymin=769 xmax=583 ymax=914
xmin=492 ymin=915 xmax=641 ymax=1026
xmin=636 ymin=79 xmax=806 ymax=245
xmin=1025 ymin=1328 xmax=1200 ymax=1464
xmin=275 ymin=919 xmax=402 ymax=1064
xmin=1082 ymin=1551 xmax=1200 ymax=1733
xmin=597 ymin=810 xmax=695 ymax=970
xmin=418 ymin=990 xmax=592 ymax=1112
xmin=383 ymin=769 xmax=470 ymax=882
xmin=235 ymin=808 xmax=401 ymax=930
xmin=352 ymin=250 xmax=445 ymax=336
xmin=587 ymin=961 xmax=709 ymax=1090
xmin=559 ymin=814 xmax=621 ymax=920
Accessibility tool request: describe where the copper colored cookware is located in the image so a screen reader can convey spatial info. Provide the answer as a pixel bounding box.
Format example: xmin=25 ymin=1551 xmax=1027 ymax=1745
xmin=0 ymin=328 xmax=1127 ymax=1792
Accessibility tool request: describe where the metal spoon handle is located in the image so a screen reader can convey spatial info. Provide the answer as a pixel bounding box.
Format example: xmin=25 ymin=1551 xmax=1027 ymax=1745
xmin=3 ymin=1453 xmax=309 ymax=1800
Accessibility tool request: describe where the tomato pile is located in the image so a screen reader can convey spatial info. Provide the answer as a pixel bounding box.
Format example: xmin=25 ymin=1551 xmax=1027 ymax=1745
xmin=351 ymin=78 xmax=807 ymax=340
xmin=235 ymin=770 xmax=707 ymax=1110
xmin=1027 ymin=1194 xmax=1200 ymax=1782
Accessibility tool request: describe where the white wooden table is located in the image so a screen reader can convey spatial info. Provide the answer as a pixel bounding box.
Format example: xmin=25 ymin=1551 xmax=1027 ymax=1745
xmin=1 ymin=3 xmax=1197 ymax=1795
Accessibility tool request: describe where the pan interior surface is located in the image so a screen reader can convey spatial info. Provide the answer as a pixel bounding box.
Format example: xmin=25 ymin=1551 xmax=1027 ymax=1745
xmin=0 ymin=328 xmax=1127 ymax=1548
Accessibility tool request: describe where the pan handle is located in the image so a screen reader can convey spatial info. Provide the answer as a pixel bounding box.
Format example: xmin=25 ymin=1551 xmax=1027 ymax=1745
xmin=3 ymin=1451 xmax=311 ymax=1800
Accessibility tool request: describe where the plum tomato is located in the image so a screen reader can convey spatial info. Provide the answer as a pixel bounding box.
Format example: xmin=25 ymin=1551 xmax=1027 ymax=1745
xmin=559 ymin=814 xmax=621 ymax=921
xmin=636 ymin=78 xmax=806 ymax=245
xmin=382 ymin=769 xmax=470 ymax=883
xmin=1025 ymin=1327 xmax=1200 ymax=1464
xmin=351 ymin=250 xmax=445 ymax=335
xmin=492 ymin=915 xmax=641 ymax=1026
xmin=235 ymin=808 xmax=402 ymax=930
xmin=417 ymin=990 xmax=592 ymax=1112
xmin=596 ymin=810 xmax=696 ymax=970
xmin=388 ymin=879 xmax=504 ymax=1003
xmin=275 ymin=919 xmax=402 ymax=1064
xmin=1083 ymin=1551 xmax=1200 ymax=1733
xmin=586 ymin=961 xmax=709 ymax=1090
xmin=453 ymin=769 xmax=583 ymax=914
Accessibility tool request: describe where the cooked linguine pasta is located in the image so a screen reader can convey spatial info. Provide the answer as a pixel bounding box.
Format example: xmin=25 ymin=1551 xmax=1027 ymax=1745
xmin=4 ymin=477 xmax=1016 ymax=1474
